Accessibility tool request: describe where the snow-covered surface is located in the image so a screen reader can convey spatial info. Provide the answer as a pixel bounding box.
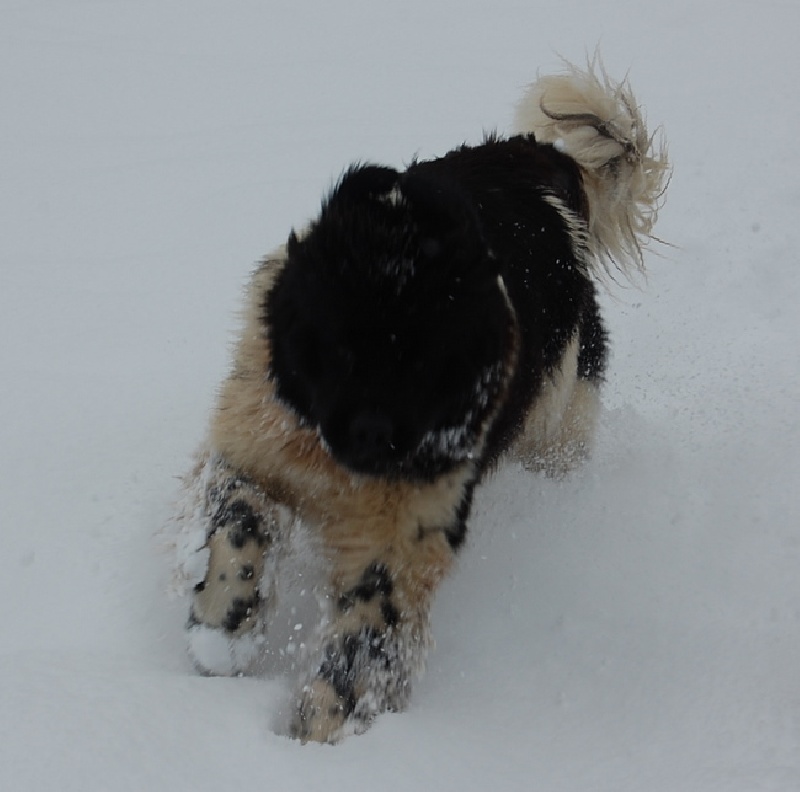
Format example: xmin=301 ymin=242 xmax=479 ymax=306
xmin=2 ymin=1 xmax=799 ymax=789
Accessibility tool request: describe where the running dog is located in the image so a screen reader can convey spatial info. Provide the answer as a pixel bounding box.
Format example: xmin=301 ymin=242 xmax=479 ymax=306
xmin=175 ymin=59 xmax=668 ymax=743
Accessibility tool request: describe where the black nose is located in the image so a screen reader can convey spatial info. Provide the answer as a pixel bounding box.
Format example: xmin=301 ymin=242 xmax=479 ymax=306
xmin=348 ymin=411 xmax=394 ymax=460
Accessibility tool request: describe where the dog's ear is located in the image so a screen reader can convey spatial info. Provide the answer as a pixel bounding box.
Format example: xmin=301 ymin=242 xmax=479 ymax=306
xmin=331 ymin=164 xmax=400 ymax=205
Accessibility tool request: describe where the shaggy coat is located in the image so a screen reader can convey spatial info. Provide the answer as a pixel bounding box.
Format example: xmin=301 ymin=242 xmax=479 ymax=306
xmin=177 ymin=60 xmax=668 ymax=743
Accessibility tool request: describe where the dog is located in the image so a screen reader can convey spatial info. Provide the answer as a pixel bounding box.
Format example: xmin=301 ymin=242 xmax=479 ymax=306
xmin=175 ymin=59 xmax=668 ymax=743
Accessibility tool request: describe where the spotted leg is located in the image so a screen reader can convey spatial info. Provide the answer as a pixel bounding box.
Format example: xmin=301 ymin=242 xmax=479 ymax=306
xmin=290 ymin=520 xmax=458 ymax=743
xmin=186 ymin=453 xmax=289 ymax=676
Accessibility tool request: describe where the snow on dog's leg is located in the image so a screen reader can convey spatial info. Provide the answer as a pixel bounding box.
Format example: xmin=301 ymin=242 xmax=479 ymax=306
xmin=290 ymin=520 xmax=456 ymax=743
xmin=184 ymin=452 xmax=290 ymax=676
xmin=291 ymin=563 xmax=433 ymax=743
xmin=510 ymin=329 xmax=603 ymax=476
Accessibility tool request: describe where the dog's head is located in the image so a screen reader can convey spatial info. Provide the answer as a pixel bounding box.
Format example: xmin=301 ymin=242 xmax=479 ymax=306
xmin=265 ymin=164 xmax=515 ymax=481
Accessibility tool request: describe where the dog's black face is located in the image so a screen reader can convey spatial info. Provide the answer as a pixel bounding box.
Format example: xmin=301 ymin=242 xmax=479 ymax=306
xmin=266 ymin=165 xmax=514 ymax=481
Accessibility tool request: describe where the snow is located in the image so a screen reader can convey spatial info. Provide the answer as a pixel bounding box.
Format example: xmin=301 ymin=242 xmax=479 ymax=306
xmin=2 ymin=1 xmax=799 ymax=789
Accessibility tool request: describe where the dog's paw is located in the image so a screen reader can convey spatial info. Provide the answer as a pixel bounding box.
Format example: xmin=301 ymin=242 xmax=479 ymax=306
xmin=290 ymin=679 xmax=350 ymax=743
xmin=186 ymin=622 xmax=261 ymax=677
xmin=289 ymin=679 xmax=378 ymax=744
xmin=288 ymin=677 xmax=390 ymax=744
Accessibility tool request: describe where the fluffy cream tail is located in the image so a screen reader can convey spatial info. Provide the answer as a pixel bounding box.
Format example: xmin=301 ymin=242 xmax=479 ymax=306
xmin=514 ymin=58 xmax=669 ymax=277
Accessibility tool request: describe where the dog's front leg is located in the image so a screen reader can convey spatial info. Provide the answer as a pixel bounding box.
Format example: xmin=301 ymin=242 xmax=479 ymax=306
xmin=290 ymin=525 xmax=455 ymax=743
xmin=185 ymin=452 xmax=290 ymax=676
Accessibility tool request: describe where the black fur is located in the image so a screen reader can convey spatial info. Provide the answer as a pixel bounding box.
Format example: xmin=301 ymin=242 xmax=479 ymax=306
xmin=265 ymin=133 xmax=606 ymax=485
xmin=337 ymin=564 xmax=399 ymax=628
xmin=443 ymin=485 xmax=476 ymax=551
xmin=222 ymin=595 xmax=260 ymax=633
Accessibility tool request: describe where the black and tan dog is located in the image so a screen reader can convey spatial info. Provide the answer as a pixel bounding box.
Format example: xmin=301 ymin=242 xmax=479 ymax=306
xmin=176 ymin=60 xmax=668 ymax=743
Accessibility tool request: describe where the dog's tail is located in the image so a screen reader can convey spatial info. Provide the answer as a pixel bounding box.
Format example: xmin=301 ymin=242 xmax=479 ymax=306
xmin=514 ymin=57 xmax=669 ymax=277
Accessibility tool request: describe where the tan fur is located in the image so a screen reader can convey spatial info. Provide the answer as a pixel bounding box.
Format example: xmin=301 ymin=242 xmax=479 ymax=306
xmin=514 ymin=56 xmax=669 ymax=278
xmin=295 ymin=679 xmax=351 ymax=742
xmin=191 ymin=526 xmax=266 ymax=634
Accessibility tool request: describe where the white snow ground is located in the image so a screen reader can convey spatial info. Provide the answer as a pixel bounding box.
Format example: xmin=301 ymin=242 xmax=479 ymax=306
xmin=2 ymin=1 xmax=799 ymax=789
